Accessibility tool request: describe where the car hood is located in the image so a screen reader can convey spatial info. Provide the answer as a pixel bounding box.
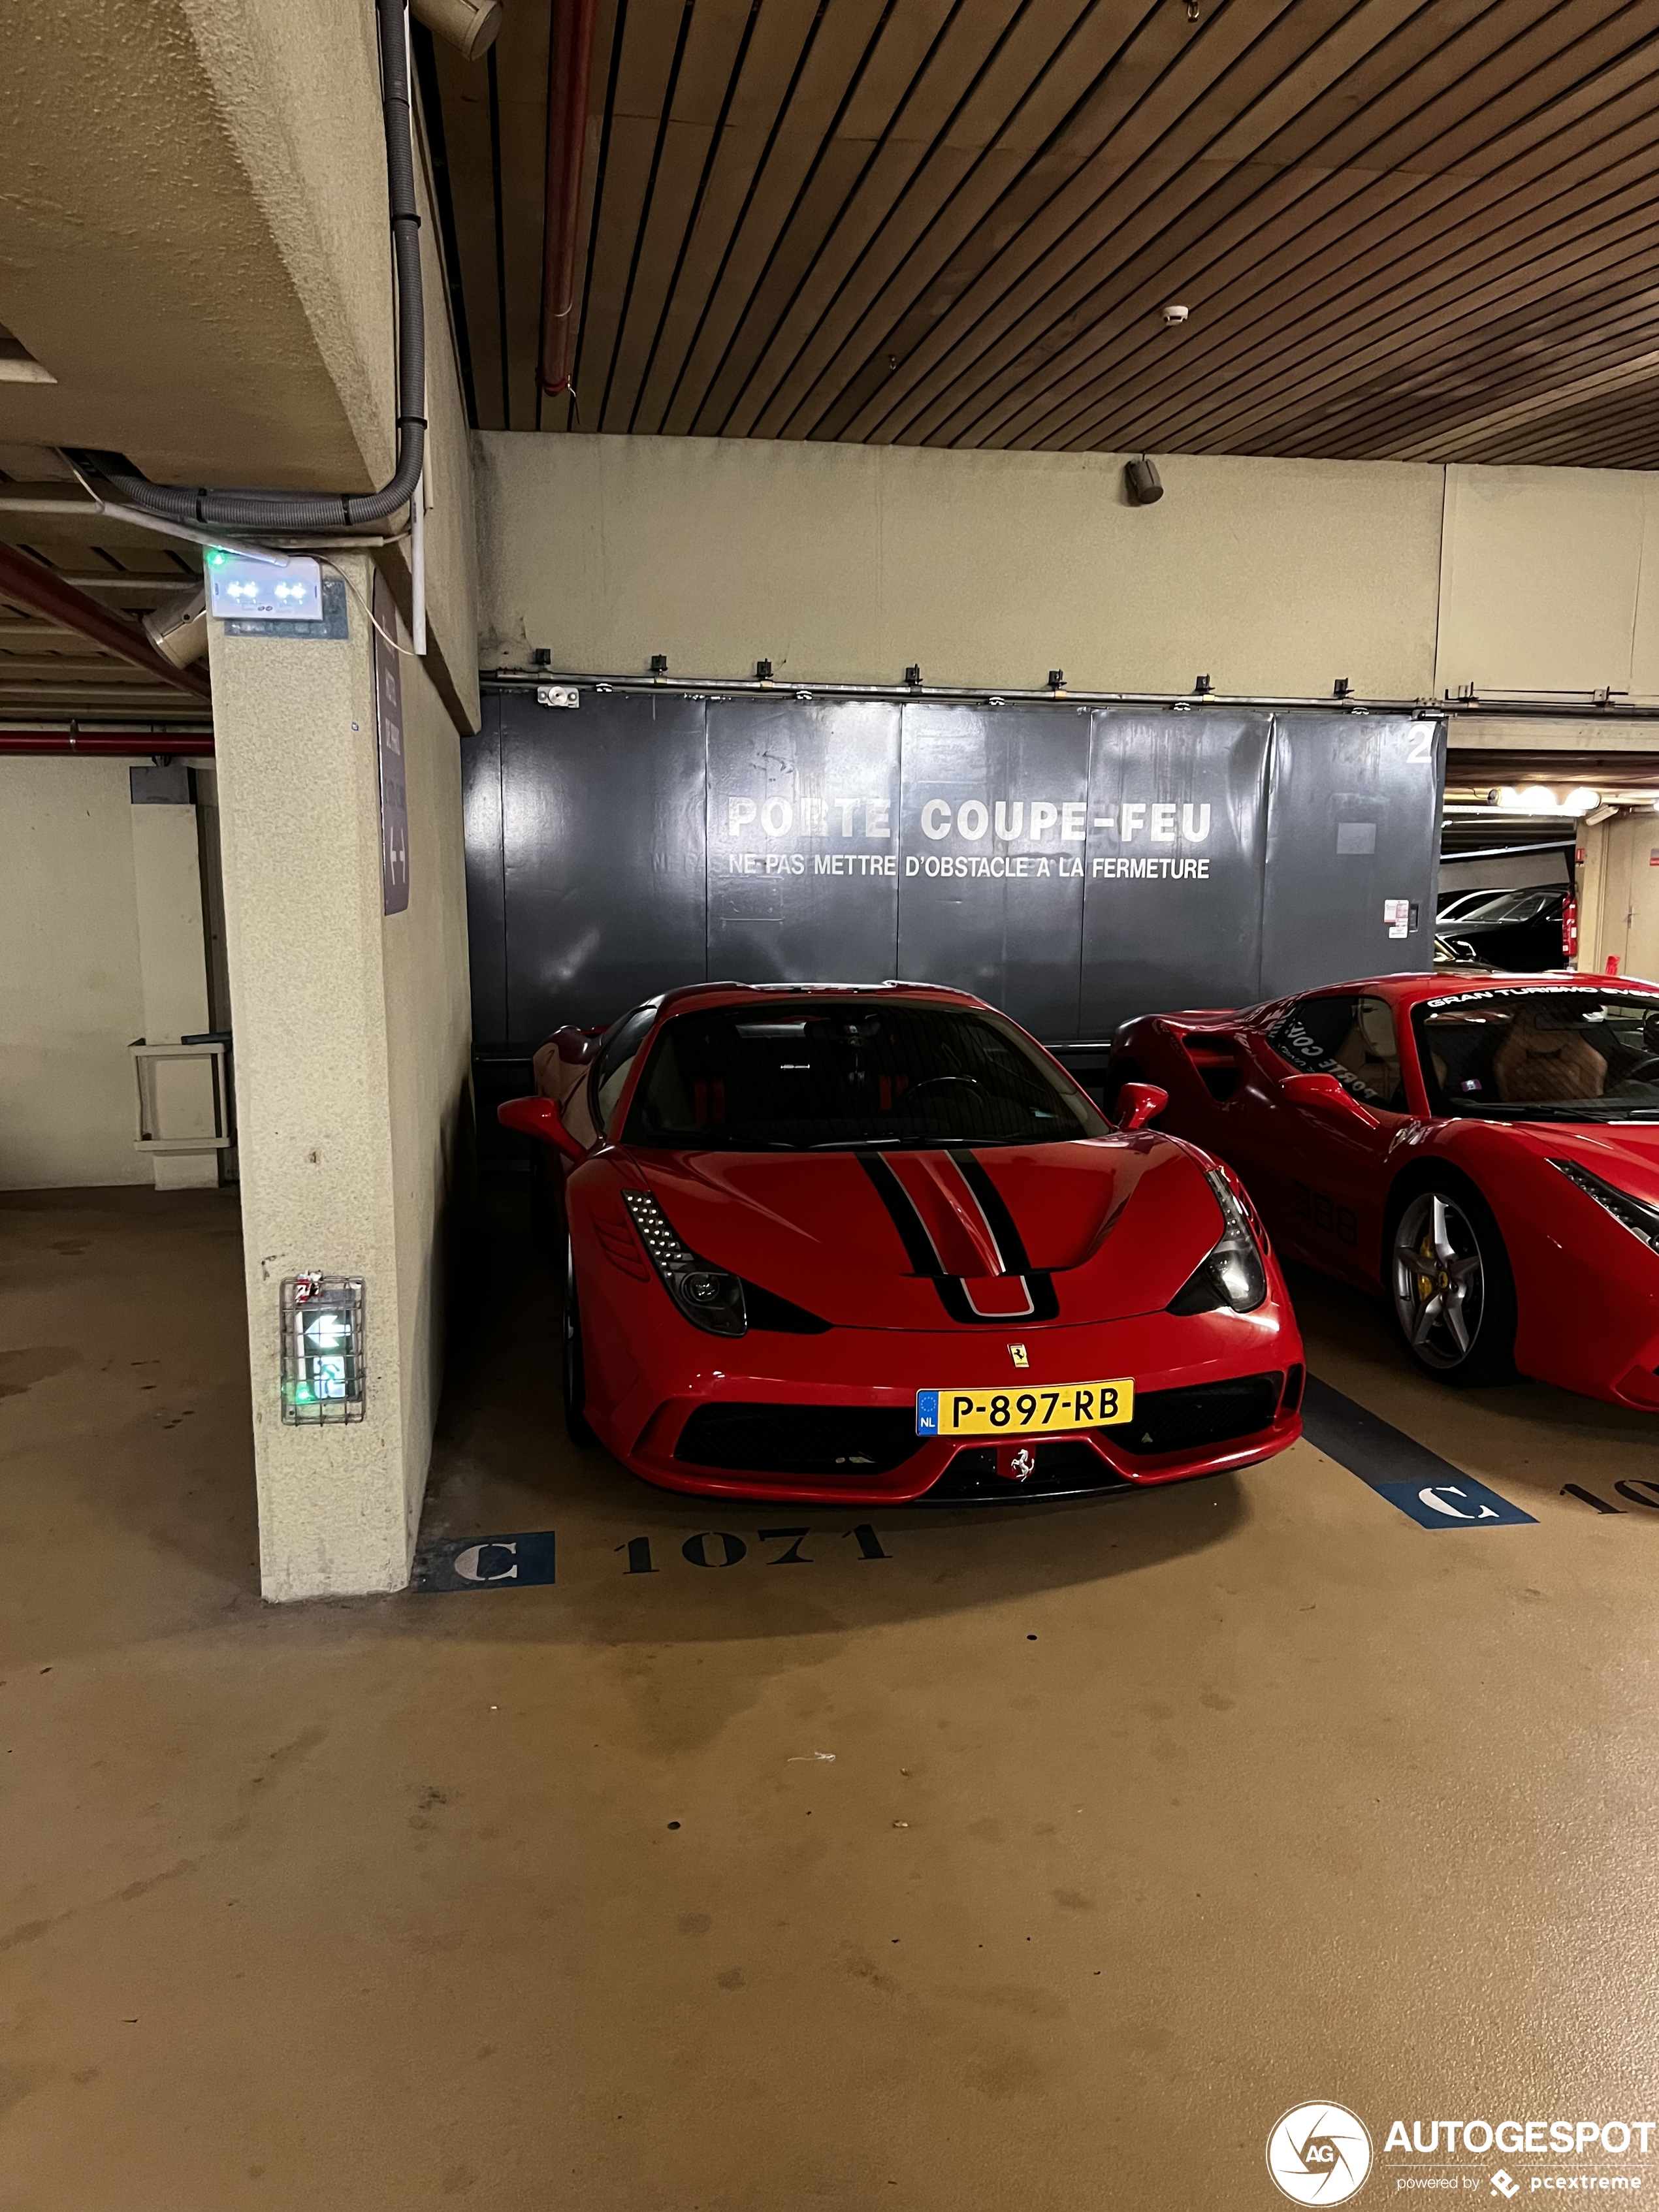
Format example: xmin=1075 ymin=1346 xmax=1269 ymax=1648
xmin=608 ymin=1138 xmax=1228 ymax=1328
xmin=1491 ymin=1118 xmax=1659 ymax=1204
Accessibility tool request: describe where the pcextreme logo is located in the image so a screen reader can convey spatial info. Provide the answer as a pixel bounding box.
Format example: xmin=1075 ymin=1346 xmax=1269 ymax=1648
xmin=1267 ymin=2104 xmax=1374 ymax=2204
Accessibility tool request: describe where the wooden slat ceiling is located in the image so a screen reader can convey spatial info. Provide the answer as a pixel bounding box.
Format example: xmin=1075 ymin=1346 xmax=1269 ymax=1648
xmin=428 ymin=0 xmax=1659 ymax=462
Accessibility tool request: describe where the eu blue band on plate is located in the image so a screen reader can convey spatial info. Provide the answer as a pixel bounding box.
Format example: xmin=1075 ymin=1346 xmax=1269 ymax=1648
xmin=916 ymin=1390 xmax=939 ymax=1437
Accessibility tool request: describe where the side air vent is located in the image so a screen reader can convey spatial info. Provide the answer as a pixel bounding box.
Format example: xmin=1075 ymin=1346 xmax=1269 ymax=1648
xmin=1180 ymin=1034 xmax=1244 ymax=1102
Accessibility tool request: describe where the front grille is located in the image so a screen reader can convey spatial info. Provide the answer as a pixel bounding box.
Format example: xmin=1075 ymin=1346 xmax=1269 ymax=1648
xmin=927 ymin=1440 xmax=1133 ymax=1503
xmin=1117 ymin=1373 xmax=1282 ymax=1457
xmin=675 ymin=1402 xmax=922 ymax=1475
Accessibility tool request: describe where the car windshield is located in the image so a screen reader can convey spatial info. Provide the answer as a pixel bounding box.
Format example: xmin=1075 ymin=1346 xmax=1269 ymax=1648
xmin=1413 ymin=989 xmax=1659 ymax=1121
xmin=1458 ymin=888 xmax=1562 ymax=927
xmin=623 ymin=1001 xmax=1110 ymax=1150
xmin=1438 ymin=890 xmax=1514 ymax=925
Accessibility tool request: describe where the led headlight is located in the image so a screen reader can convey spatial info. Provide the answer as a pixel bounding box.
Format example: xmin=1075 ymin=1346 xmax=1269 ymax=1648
xmin=621 ymin=1190 xmax=747 ymax=1336
xmin=1551 ymin=1159 xmax=1659 ymax=1254
xmin=1167 ymin=1169 xmax=1268 ymax=1315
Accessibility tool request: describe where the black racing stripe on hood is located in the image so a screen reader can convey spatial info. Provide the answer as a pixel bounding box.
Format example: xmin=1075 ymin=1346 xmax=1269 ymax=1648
xmin=857 ymin=1152 xmax=943 ymax=1275
xmin=955 ymin=1152 xmax=1031 ymax=1274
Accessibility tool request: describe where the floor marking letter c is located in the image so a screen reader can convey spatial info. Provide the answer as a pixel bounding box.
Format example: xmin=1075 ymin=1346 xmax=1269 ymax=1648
xmin=1417 ymin=1485 xmax=1498 ymax=1522
xmin=454 ymin=1541 xmax=519 ymax=1582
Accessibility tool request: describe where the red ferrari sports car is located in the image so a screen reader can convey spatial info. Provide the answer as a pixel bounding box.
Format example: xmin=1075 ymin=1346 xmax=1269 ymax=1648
xmin=499 ymin=982 xmax=1304 ymax=1503
xmin=1105 ymin=971 xmax=1659 ymax=1406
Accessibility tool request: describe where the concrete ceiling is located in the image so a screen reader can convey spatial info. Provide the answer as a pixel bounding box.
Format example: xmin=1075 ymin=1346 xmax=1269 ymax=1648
xmin=1446 ymin=745 xmax=1659 ymax=795
xmin=0 ymin=2 xmax=387 ymax=493
xmin=430 ymin=0 xmax=1659 ymax=460
xmin=0 ymin=1 xmax=394 ymax=727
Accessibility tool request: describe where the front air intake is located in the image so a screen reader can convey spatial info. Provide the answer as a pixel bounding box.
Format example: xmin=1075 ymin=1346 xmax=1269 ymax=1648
xmin=675 ymin=1403 xmax=921 ymax=1475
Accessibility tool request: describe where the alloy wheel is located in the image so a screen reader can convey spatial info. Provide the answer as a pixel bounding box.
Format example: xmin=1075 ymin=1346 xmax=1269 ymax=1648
xmin=1391 ymin=1192 xmax=1487 ymax=1371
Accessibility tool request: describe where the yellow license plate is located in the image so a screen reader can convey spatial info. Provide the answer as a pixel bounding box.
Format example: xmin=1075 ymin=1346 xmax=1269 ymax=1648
xmin=915 ymin=1380 xmax=1134 ymax=1437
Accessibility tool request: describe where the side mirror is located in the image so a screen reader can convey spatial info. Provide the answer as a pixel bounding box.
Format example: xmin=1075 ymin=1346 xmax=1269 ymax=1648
xmin=498 ymin=1093 xmax=588 ymax=1164
xmin=1279 ymin=1071 xmax=1381 ymax=1130
xmin=1116 ymin=1082 xmax=1169 ymax=1132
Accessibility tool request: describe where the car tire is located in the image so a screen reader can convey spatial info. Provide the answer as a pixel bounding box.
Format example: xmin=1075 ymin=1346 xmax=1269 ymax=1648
xmin=1385 ymin=1177 xmax=1520 ymax=1388
xmin=562 ymin=1240 xmax=596 ymax=1445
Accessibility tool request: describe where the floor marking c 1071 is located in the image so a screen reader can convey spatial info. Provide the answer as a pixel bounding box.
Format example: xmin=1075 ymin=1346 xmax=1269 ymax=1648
xmin=1299 ymin=1377 xmax=1535 ymax=1529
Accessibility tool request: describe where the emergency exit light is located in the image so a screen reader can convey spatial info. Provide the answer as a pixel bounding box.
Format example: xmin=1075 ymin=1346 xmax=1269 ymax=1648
xmin=280 ymin=1274 xmax=366 ymax=1424
xmin=207 ymin=549 xmax=323 ymax=622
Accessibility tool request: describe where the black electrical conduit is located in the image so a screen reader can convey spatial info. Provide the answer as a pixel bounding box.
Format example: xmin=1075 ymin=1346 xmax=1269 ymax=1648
xmin=68 ymin=0 xmax=424 ymax=533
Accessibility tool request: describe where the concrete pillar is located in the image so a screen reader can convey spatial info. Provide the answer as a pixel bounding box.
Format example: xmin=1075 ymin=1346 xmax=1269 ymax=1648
xmin=129 ymin=771 xmax=219 ymax=1190
xmin=205 ymin=553 xmax=472 ymax=1601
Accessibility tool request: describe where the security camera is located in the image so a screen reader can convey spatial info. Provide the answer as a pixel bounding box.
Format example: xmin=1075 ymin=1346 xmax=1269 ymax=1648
xmin=143 ymin=583 xmax=208 ymax=669
xmin=1162 ymin=304 xmax=1189 ymax=326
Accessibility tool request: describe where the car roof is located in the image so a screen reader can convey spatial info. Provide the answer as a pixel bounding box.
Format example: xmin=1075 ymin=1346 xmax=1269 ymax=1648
xmin=651 ymin=979 xmax=988 ymax=1018
xmin=1289 ymin=970 xmax=1659 ymax=1008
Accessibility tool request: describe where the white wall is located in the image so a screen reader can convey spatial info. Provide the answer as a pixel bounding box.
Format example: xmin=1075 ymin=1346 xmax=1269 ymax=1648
xmin=0 ymin=760 xmax=148 ymax=1189
xmin=1579 ymin=810 xmax=1659 ymax=984
xmin=1435 ymin=466 xmax=1659 ymax=699
xmin=475 ymin=435 xmax=1447 ymax=699
xmin=476 ymin=436 xmax=1659 ymax=732
xmin=130 ymin=798 xmax=219 ymax=1190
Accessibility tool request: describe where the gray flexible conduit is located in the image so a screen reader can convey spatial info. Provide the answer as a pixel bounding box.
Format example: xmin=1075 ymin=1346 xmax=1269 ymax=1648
xmin=75 ymin=0 xmax=425 ymax=532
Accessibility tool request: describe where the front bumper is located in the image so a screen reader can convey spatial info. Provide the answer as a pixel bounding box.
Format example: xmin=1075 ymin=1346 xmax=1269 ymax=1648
xmin=587 ymin=1302 xmax=1304 ymax=1504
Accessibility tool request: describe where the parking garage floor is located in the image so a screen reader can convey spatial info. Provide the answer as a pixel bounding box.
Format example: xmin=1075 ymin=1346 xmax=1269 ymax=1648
xmin=3 ymin=1179 xmax=1658 ymax=2211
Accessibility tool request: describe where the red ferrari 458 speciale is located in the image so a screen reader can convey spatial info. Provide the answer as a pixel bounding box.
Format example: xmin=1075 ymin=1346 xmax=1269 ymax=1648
xmin=1106 ymin=971 xmax=1659 ymax=1406
xmin=499 ymin=982 xmax=1305 ymax=1503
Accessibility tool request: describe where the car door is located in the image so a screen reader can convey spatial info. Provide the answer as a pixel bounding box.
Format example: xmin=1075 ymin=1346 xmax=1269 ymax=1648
xmin=1250 ymin=992 xmax=1411 ymax=1284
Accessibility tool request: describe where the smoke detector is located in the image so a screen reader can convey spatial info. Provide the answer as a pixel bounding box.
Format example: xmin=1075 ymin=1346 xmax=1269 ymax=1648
xmin=1162 ymin=304 xmax=1190 ymax=326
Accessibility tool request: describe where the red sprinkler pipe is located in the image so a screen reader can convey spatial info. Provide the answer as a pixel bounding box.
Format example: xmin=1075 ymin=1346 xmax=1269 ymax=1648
xmin=0 ymin=730 xmax=214 ymax=755
xmin=0 ymin=544 xmax=212 ymax=701
xmin=538 ymin=0 xmax=598 ymax=397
